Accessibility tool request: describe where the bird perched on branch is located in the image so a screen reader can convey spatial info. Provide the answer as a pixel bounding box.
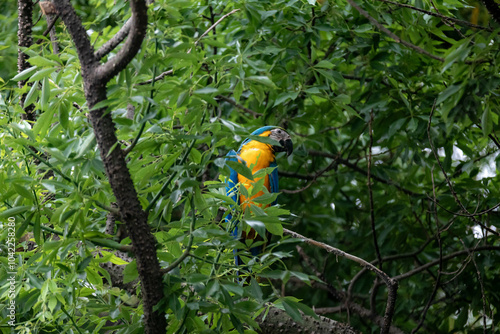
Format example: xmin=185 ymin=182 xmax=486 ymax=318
xmin=225 ymin=126 xmax=293 ymax=270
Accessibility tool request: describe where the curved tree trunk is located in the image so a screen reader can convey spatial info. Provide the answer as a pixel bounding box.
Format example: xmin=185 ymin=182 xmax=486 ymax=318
xmin=52 ymin=1 xmax=166 ymax=332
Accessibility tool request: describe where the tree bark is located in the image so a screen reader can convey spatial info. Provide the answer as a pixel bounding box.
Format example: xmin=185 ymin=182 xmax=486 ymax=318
xmin=17 ymin=0 xmax=35 ymax=122
xmin=256 ymin=307 xmax=359 ymax=334
xmin=52 ymin=0 xmax=166 ymax=332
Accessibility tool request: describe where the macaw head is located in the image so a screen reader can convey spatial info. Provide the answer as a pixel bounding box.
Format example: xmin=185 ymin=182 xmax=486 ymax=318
xmin=247 ymin=126 xmax=293 ymax=156
xmin=269 ymin=127 xmax=293 ymax=156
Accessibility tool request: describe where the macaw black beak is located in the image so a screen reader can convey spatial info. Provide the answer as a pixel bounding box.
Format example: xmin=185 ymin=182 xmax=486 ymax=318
xmin=280 ymin=138 xmax=293 ymax=156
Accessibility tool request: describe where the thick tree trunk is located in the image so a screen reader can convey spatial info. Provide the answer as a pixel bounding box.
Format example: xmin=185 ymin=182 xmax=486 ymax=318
xmin=52 ymin=0 xmax=166 ymax=332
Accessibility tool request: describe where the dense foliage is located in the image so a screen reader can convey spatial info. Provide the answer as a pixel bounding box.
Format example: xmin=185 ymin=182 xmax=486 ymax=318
xmin=1 ymin=0 xmax=499 ymax=333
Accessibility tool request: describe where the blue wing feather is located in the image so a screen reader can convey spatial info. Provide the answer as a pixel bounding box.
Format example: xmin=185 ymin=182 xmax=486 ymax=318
xmin=225 ymin=150 xmax=244 ymax=266
xmin=269 ymin=160 xmax=279 ymax=205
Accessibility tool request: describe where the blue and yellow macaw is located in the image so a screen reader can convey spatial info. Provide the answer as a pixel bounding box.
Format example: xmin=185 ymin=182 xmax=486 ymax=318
xmin=225 ymin=126 xmax=293 ymax=268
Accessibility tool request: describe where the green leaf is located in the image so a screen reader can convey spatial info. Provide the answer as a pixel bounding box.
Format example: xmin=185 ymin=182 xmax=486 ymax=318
xmin=315 ymin=60 xmax=334 ymax=69
xmin=481 ymin=108 xmax=493 ymax=136
xmin=233 ymin=80 xmax=243 ymax=102
xmin=28 ymin=55 xmax=60 ymax=68
xmin=123 ymin=260 xmax=138 ymax=284
xmin=13 ymin=183 xmax=34 ymax=201
xmin=442 ymin=41 xmax=470 ymax=73
xmin=334 ymin=94 xmax=351 ymax=104
xmin=244 ymin=219 xmax=266 ymax=237
xmin=226 ymin=160 xmax=254 ymax=181
xmin=0 ymin=206 xmax=32 ymax=219
xmin=32 ymin=108 xmax=55 ymax=139
xmin=245 ymin=76 xmax=276 ymax=88
xmin=273 ymin=92 xmax=299 ymax=107
xmin=282 ymin=299 xmax=303 ymax=323
xmin=16 ymin=211 xmax=35 ymax=239
xmin=58 ymin=102 xmax=69 ymax=129
xmin=11 ymin=66 xmax=38 ymax=81
xmin=101 ymin=251 xmax=130 ymax=265
xmin=76 ymin=133 xmax=96 ymax=158
xmin=41 ymin=76 xmax=50 ymax=110
xmin=77 ymin=256 xmax=93 ymax=272
xmin=436 ymin=84 xmax=462 ymax=105
xmin=194 ymin=87 xmax=219 ymax=94
xmin=23 ymin=80 xmax=39 ymax=107
xmin=28 ymin=67 xmax=56 ymax=82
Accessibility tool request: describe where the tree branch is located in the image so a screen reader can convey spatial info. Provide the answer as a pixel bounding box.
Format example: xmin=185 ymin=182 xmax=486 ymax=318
xmin=95 ymin=19 xmax=132 ymax=60
xmin=52 ymin=0 xmax=98 ymax=72
xmin=307 ymin=150 xmax=419 ymax=196
xmin=376 ymin=0 xmax=493 ymax=31
xmin=256 ymin=307 xmax=359 ymax=334
xmin=216 ymin=95 xmax=263 ymax=118
xmin=294 ymin=248 xmax=403 ymax=334
xmin=427 ymin=102 xmax=500 ymax=236
xmin=139 ymin=8 xmax=240 ymax=87
xmin=284 ymin=228 xmax=398 ymax=334
xmin=392 ymin=245 xmax=500 ymax=281
xmin=94 ymin=0 xmax=147 ymax=82
xmin=346 ymin=0 xmax=444 ymax=62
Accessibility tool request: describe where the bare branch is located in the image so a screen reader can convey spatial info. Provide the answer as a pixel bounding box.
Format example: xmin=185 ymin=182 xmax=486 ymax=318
xmin=138 ymin=69 xmax=173 ymax=86
xmin=346 ymin=0 xmax=444 ymax=62
xmin=284 ymin=228 xmax=398 ymax=334
xmin=464 ymin=240 xmax=488 ymax=334
xmin=191 ymin=9 xmax=240 ymax=50
xmin=375 ymin=0 xmax=493 ymax=31
xmin=53 ymin=0 xmax=97 ymax=72
xmin=35 ymin=14 xmax=59 ymax=45
xmin=393 ymin=245 xmax=500 ymax=281
xmin=94 ymin=19 xmax=132 ymax=60
xmin=294 ymin=251 xmax=404 ymax=334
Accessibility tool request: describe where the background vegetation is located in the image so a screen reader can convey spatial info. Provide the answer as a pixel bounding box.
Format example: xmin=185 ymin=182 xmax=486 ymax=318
xmin=1 ymin=0 xmax=499 ymax=333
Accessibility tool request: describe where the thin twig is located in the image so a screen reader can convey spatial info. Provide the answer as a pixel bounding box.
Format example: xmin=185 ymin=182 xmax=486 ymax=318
xmin=376 ymin=0 xmax=493 ymax=31
xmin=368 ymin=110 xmax=383 ymax=269
xmin=306 ymin=150 xmax=419 ymax=196
xmin=411 ymin=165 xmax=443 ymax=333
xmin=216 ymin=94 xmax=262 ymax=118
xmin=140 ymin=9 xmax=240 ymax=86
xmin=346 ymin=0 xmax=444 ymax=62
xmin=392 ymin=245 xmax=500 ymax=281
xmin=282 ymin=157 xmax=339 ymax=194
xmin=191 ymin=9 xmax=240 ymax=50
xmin=461 ymin=239 xmax=488 ymax=334
xmin=36 ymin=14 xmax=60 ymax=44
xmin=160 ymin=196 xmax=196 ymax=274
xmin=427 ymin=100 xmax=500 ymax=236
xmin=429 ymin=197 xmax=500 ymax=218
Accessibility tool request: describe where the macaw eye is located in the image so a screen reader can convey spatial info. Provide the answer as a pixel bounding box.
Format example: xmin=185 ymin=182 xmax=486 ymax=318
xmin=277 ymin=130 xmax=282 ymax=134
